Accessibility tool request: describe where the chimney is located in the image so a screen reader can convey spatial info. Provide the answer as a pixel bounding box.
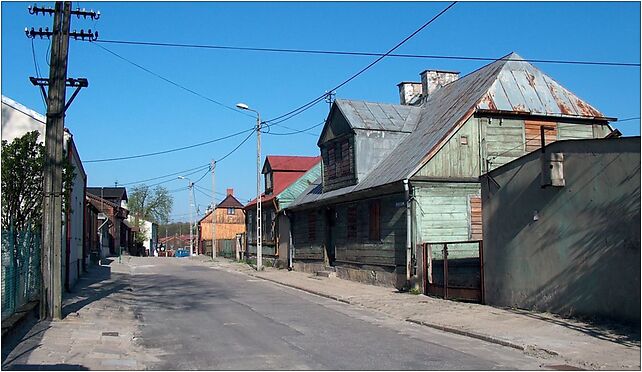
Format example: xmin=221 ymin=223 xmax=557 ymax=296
xmin=420 ymin=70 xmax=460 ymax=97
xmin=226 ymin=188 xmax=234 ymax=196
xmin=397 ymin=82 xmax=423 ymax=105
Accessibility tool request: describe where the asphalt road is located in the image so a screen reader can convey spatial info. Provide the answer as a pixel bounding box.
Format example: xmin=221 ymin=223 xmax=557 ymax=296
xmin=129 ymin=258 xmax=550 ymax=370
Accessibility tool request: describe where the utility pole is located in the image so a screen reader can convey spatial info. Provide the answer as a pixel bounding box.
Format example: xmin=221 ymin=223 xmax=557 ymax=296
xmin=189 ymin=181 xmax=195 ymax=256
xmin=27 ymin=1 xmax=98 ymax=321
xmin=211 ymin=160 xmax=217 ymax=259
xmin=256 ymin=113 xmax=262 ymax=271
xmin=36 ymin=1 xmax=70 ymax=321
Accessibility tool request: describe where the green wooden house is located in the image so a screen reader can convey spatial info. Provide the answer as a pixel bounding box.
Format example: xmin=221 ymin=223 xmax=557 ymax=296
xmin=286 ymin=52 xmax=615 ymax=293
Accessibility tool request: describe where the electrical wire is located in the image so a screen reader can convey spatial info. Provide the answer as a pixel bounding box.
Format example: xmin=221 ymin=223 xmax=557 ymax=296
xmin=95 ymin=40 xmax=641 ymax=68
xmin=92 ymin=42 xmax=254 ymax=118
xmin=263 ymin=2 xmax=458 ymax=125
xmin=265 ymin=120 xmax=325 ymax=136
xmin=84 ymin=127 xmax=255 ymax=163
xmin=30 ymin=39 xmax=47 ymax=110
xmin=119 ymin=163 xmax=210 ymax=186
xmin=617 ymin=117 xmax=640 ymax=122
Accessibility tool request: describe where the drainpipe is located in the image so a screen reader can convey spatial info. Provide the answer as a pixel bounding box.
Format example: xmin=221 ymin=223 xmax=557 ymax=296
xmin=403 ymin=179 xmax=412 ymax=284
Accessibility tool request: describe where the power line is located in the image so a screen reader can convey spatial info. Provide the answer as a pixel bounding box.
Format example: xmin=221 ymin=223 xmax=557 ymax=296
xmin=617 ymin=117 xmax=640 ymax=122
xmin=95 ymin=39 xmax=641 ymax=68
xmin=84 ymin=127 xmax=254 ymax=163
xmin=119 ymin=163 xmax=210 ymax=186
xmin=91 ymin=42 xmax=254 ymax=118
xmin=266 ymin=120 xmax=325 ymax=136
xmin=263 ymin=1 xmax=458 ymax=126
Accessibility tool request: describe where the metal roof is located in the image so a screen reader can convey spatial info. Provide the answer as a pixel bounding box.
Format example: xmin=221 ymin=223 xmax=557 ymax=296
xmin=335 ymin=99 xmax=421 ymax=132
xmin=288 ymin=52 xmax=613 ymax=209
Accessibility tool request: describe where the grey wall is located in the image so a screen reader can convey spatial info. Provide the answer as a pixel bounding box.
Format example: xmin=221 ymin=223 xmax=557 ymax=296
xmin=481 ymin=137 xmax=640 ymax=324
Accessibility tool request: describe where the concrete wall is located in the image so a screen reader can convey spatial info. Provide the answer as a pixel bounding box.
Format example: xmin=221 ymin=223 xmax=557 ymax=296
xmin=481 ymin=137 xmax=640 ymax=324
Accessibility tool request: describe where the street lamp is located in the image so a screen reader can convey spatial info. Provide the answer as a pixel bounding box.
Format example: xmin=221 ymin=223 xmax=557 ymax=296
xmin=236 ymin=102 xmax=262 ymax=271
xmin=178 ymin=176 xmax=196 ymax=257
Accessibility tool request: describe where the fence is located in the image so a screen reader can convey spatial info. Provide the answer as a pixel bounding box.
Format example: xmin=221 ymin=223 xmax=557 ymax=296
xmin=423 ymin=240 xmax=484 ymax=303
xmin=1 ymin=225 xmax=41 ymax=320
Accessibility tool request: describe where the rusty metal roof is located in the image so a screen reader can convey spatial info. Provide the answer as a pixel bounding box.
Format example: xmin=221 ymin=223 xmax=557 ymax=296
xmin=476 ymin=53 xmax=607 ymax=118
xmin=336 ymin=99 xmax=421 ymax=132
xmin=288 ymin=52 xmax=613 ymax=209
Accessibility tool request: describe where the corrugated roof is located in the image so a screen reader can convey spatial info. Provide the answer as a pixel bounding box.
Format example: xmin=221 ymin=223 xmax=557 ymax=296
xmin=247 ymin=157 xmax=321 ymax=208
xmin=336 ymin=99 xmax=421 ymax=132
xmin=288 ymin=52 xmax=612 ymax=209
xmin=265 ymin=155 xmax=320 ymax=172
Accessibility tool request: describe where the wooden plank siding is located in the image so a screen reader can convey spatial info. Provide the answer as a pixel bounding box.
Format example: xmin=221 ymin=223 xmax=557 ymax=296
xmin=524 ymin=120 xmax=558 ymax=152
xmin=333 ymin=193 xmax=407 ymax=267
xmin=414 ymin=183 xmax=480 ymax=259
xmin=321 ymin=135 xmax=356 ymax=191
xmin=469 ymin=195 xmax=482 ymax=240
xmin=415 ymin=117 xmax=480 ymax=178
xmin=292 ymin=209 xmax=325 ymax=260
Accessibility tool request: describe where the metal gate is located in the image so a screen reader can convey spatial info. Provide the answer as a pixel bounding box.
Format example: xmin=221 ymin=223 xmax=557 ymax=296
xmin=423 ymin=240 xmax=484 ymax=303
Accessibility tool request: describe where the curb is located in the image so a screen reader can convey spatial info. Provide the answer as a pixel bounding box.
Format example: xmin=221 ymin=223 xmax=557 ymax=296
xmin=249 ymin=273 xmax=352 ymax=305
xmin=243 ymin=268 xmax=566 ymax=360
xmin=405 ymin=318 xmax=527 ymax=351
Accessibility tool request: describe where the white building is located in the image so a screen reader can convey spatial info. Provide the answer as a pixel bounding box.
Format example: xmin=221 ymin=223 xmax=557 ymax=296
xmin=1 ymin=95 xmax=87 ymax=290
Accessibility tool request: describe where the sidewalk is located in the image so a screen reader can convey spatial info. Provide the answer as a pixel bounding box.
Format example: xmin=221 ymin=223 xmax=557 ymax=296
xmin=204 ymin=257 xmax=640 ymax=370
xmin=1 ymin=260 xmax=157 ymax=370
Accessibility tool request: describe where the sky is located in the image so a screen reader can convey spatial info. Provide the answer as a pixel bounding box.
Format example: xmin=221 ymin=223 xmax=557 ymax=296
xmin=2 ymin=1 xmax=640 ymax=222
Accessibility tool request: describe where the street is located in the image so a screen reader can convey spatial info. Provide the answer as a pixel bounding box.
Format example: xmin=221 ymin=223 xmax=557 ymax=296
xmin=127 ymin=257 xmax=551 ymax=370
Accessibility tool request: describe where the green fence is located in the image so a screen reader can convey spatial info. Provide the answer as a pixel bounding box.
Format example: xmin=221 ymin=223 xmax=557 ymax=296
xmin=1 ymin=226 xmax=41 ymax=320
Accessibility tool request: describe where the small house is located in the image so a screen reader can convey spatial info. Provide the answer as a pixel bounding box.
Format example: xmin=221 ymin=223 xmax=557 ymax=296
xmin=198 ymin=188 xmax=245 ymax=257
xmin=245 ymin=155 xmax=321 ymax=267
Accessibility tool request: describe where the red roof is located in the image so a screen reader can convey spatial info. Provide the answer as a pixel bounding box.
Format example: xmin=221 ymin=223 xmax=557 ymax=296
xmin=246 ymin=155 xmax=320 ymax=208
xmin=265 ymin=155 xmax=320 ymax=172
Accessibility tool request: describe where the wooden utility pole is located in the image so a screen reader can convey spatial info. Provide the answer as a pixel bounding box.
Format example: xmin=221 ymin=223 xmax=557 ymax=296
xmin=40 ymin=1 xmax=71 ymax=320
xmin=28 ymin=1 xmax=98 ymax=320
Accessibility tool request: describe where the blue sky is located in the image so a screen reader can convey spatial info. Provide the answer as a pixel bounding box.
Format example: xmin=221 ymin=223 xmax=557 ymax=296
xmin=2 ymin=1 xmax=640 ymax=221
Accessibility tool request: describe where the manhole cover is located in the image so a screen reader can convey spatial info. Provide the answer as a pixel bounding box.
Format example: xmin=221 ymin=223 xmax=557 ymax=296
xmin=102 ymin=331 xmax=119 ymax=337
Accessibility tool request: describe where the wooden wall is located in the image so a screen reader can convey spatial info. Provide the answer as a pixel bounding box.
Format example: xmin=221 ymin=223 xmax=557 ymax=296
xmin=200 ymin=208 xmax=245 ymax=240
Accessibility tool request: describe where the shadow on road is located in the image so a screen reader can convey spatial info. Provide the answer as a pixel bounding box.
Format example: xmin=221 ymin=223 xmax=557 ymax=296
xmin=6 ymin=363 xmax=88 ymax=370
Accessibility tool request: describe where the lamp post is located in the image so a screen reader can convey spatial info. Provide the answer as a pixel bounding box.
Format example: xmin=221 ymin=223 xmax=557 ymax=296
xmin=178 ymin=176 xmax=195 ymax=257
xmin=236 ymin=102 xmax=262 ymax=271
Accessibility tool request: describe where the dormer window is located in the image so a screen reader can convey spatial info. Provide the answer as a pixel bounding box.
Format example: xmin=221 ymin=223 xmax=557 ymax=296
xmin=265 ymin=172 xmax=273 ymax=194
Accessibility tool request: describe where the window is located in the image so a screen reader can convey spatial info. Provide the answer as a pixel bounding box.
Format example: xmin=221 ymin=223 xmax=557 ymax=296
xmin=368 ymin=200 xmax=381 ymax=241
xmin=265 ymin=172 xmax=273 ymax=194
xmin=308 ymin=211 xmax=316 ymax=242
xmin=227 ymin=208 xmax=235 ymax=215
xmin=347 ymin=205 xmax=357 ymax=240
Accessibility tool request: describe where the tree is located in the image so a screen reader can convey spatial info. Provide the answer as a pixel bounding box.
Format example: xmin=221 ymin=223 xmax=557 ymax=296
xmin=128 ymin=184 xmax=173 ymax=243
xmin=1 ymin=131 xmax=74 ymax=233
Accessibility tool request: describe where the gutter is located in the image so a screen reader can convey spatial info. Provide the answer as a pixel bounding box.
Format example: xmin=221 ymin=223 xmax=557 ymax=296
xmin=403 ymin=179 xmax=412 ymax=284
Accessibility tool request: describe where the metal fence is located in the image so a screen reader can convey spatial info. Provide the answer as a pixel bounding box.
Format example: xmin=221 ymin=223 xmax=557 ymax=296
xmin=423 ymin=240 xmax=484 ymax=303
xmin=1 ymin=226 xmax=41 ymax=320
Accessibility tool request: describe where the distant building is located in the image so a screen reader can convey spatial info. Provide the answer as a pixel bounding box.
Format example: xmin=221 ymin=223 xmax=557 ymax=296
xmin=244 ymin=155 xmax=321 ymax=267
xmin=86 ymin=187 xmax=132 ymax=254
xmin=198 ymin=188 xmax=245 ymax=257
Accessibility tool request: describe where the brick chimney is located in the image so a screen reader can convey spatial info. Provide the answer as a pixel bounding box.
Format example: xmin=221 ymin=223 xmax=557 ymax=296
xmin=397 ymin=82 xmax=423 ymax=105
xmin=420 ymin=70 xmax=459 ymax=97
xmin=226 ymin=188 xmax=234 ymax=196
